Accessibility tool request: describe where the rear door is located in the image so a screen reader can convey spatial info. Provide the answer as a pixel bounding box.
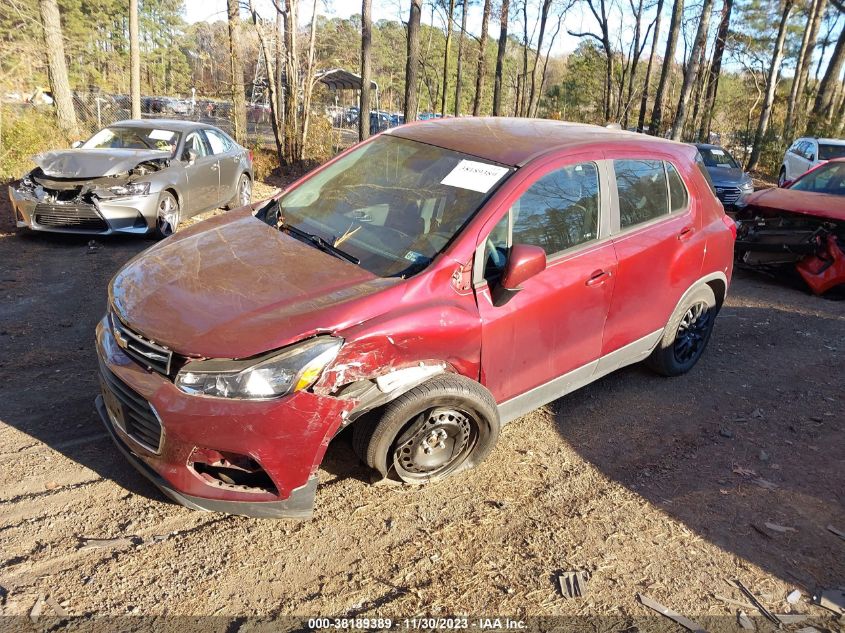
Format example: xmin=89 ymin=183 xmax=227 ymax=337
xmin=601 ymin=155 xmax=706 ymax=355
xmin=182 ymin=131 xmax=219 ymax=212
xmin=473 ymin=154 xmax=617 ymax=407
xmin=204 ymin=128 xmax=241 ymax=206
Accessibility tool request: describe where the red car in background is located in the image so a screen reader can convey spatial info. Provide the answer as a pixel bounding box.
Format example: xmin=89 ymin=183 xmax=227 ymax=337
xmin=735 ymin=159 xmax=845 ymax=295
xmin=95 ymin=118 xmax=735 ymax=519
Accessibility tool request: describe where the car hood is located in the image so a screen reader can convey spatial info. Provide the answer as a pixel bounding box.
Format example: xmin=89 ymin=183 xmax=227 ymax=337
xmin=33 ymin=148 xmax=171 ymax=178
xmin=707 ymin=166 xmax=749 ymax=186
xmin=745 ymin=187 xmax=845 ymax=222
xmin=110 ymin=210 xmax=400 ymax=358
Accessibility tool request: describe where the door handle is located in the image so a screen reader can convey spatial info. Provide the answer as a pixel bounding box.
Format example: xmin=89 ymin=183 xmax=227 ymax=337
xmin=586 ymin=269 xmax=612 ymax=286
xmin=678 ymin=225 xmax=695 ymax=240
xmin=210 ymin=164 xmax=219 ymax=171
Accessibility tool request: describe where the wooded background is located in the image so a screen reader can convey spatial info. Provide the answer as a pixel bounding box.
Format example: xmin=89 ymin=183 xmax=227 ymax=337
xmin=2 ymin=0 xmax=845 ymax=179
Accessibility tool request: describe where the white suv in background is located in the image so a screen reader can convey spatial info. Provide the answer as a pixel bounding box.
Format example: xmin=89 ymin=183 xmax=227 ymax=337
xmin=779 ymin=137 xmax=845 ymax=186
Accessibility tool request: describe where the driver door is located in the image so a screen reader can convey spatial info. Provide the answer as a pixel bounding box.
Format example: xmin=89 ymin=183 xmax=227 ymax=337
xmin=473 ymin=154 xmax=617 ymax=415
xmin=182 ymin=132 xmax=219 ymax=212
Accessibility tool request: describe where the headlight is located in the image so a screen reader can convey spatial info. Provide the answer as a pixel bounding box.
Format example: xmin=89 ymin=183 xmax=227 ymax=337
xmin=175 ymin=336 xmax=342 ymax=399
xmin=106 ymin=182 xmax=151 ymax=197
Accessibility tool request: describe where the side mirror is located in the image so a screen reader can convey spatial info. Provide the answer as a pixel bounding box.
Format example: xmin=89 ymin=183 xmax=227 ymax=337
xmin=501 ymin=244 xmax=546 ymax=290
xmin=71 ymin=140 xmax=83 ymax=149
xmin=185 ymin=148 xmax=198 ymax=164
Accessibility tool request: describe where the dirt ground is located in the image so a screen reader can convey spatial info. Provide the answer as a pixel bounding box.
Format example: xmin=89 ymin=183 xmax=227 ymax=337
xmin=0 ymin=182 xmax=843 ymax=630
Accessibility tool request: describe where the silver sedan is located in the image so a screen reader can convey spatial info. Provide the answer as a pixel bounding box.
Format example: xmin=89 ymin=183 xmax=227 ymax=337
xmin=8 ymin=119 xmax=254 ymax=238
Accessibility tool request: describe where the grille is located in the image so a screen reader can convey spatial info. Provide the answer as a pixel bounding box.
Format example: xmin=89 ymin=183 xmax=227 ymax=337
xmin=111 ymin=312 xmax=174 ymax=376
xmin=34 ymin=203 xmax=108 ymax=231
xmin=100 ymin=364 xmax=163 ymax=453
xmin=715 ymin=186 xmax=742 ymax=206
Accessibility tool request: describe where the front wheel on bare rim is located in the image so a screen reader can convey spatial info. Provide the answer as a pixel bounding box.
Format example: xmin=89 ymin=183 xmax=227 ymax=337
xmin=646 ymin=285 xmax=718 ymax=377
xmin=352 ymin=374 xmax=500 ymax=484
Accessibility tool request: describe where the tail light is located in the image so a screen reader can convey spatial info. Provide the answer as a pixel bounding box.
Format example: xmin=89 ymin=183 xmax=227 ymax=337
xmin=721 ymin=214 xmax=737 ymax=240
xmin=248 ymin=150 xmax=254 ymax=163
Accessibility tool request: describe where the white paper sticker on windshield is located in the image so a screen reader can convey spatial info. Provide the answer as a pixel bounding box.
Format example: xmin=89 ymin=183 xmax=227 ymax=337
xmin=149 ymin=129 xmax=175 ymax=141
xmin=710 ymin=148 xmax=725 ymax=155
xmin=441 ymin=160 xmax=509 ymax=193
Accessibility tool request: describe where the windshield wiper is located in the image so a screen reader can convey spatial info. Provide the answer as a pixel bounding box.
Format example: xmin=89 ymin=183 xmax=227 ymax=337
xmin=279 ymin=221 xmax=360 ymax=265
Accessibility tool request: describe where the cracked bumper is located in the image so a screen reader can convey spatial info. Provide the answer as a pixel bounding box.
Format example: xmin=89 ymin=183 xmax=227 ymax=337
xmin=95 ymin=317 xmax=355 ymax=519
xmin=9 ymin=185 xmax=160 ymax=235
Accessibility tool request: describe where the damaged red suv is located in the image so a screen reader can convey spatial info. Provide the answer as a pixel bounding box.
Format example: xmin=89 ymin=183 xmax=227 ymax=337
xmin=95 ymin=118 xmax=735 ymax=518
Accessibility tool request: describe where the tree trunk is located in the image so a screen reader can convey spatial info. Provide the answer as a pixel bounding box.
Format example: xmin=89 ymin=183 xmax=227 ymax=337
xmin=535 ymin=12 xmax=564 ymax=117
xmin=747 ymin=0 xmax=795 ymax=171
xmin=284 ymin=0 xmax=300 ymax=161
xmin=276 ymin=10 xmax=284 ymax=134
xmin=622 ymin=0 xmax=646 ymax=127
xmin=38 ymin=0 xmax=78 ymax=137
xmin=454 ymin=0 xmax=468 ymax=116
xmin=227 ymin=0 xmax=247 ymax=145
xmin=492 ymin=0 xmax=510 ymax=116
xmin=249 ymin=2 xmax=283 ymax=166
xmin=360 ymin=0 xmax=372 ymax=141
xmin=529 ymin=0 xmax=553 ymax=117
xmin=697 ymin=0 xmax=733 ymax=141
xmin=441 ymin=0 xmax=455 ymax=116
xmin=670 ymin=0 xmax=714 ymax=140
xmin=808 ymin=22 xmax=845 ymax=134
xmin=797 ymin=0 xmax=828 ymax=126
xmin=784 ymin=0 xmax=822 ymax=138
xmin=129 ymin=0 xmax=140 ymax=119
xmin=299 ymin=0 xmax=318 ymax=160
xmin=473 ymin=0 xmax=492 ymax=116
xmin=637 ymin=0 xmax=664 ymax=132
xmin=405 ymin=0 xmax=422 ymax=121
xmin=650 ymin=0 xmax=684 ymax=135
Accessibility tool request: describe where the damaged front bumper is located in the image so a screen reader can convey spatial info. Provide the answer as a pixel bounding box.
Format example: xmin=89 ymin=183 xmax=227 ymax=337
xmin=735 ymin=211 xmax=845 ymax=294
xmin=9 ymin=182 xmax=160 ymax=235
xmin=94 ymin=317 xmax=356 ymax=519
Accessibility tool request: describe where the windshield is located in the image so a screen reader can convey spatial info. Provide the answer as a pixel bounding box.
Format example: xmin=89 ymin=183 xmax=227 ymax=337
xmin=818 ymin=143 xmax=845 ymax=161
xmin=268 ymin=135 xmax=512 ymax=277
xmin=790 ymin=162 xmax=845 ymax=195
xmin=699 ymin=147 xmax=740 ymax=169
xmin=82 ymin=126 xmax=181 ymax=157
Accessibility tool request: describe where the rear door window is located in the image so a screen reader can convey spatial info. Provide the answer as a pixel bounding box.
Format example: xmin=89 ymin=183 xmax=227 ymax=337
xmin=204 ymin=129 xmax=233 ymax=154
xmin=614 ymin=159 xmax=669 ymax=229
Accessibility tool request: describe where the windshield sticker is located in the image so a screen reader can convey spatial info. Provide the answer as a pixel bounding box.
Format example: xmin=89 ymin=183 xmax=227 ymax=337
xmin=404 ymin=250 xmax=428 ymax=263
xmin=441 ymin=160 xmax=510 ymax=193
xmin=710 ymin=148 xmax=725 ymax=156
xmin=149 ymin=129 xmax=175 ymax=141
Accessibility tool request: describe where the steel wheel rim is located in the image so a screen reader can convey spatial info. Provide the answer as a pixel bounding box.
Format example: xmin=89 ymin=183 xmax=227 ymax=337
xmin=157 ymin=194 xmax=179 ymax=236
xmin=673 ymin=301 xmax=712 ymax=364
xmin=239 ymin=177 xmax=251 ymax=206
xmin=392 ymin=407 xmax=478 ymax=483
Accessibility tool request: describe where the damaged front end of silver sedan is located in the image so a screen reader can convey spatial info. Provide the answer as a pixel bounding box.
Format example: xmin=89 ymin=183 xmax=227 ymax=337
xmin=9 ymin=152 xmax=171 ymax=235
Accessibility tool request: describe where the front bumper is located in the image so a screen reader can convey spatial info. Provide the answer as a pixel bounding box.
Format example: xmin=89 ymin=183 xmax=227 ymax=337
xmin=95 ymin=317 xmax=355 ymax=519
xmin=9 ymin=185 xmax=160 ymax=235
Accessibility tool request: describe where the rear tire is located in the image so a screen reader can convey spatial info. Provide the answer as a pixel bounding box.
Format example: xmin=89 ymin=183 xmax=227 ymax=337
xmin=646 ymin=285 xmax=718 ymax=377
xmin=352 ymin=374 xmax=500 ymax=484
xmin=225 ymin=173 xmax=252 ymax=210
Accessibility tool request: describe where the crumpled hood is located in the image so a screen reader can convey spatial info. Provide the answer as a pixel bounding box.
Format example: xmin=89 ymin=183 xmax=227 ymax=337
xmin=110 ymin=211 xmax=399 ymax=358
xmin=33 ymin=148 xmax=170 ymax=178
xmin=745 ymin=187 xmax=845 ymax=222
xmin=708 ymin=166 xmax=749 ymax=187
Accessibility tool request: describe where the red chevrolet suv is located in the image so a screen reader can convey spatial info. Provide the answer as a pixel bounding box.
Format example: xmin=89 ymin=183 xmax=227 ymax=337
xmin=95 ymin=118 xmax=735 ymax=518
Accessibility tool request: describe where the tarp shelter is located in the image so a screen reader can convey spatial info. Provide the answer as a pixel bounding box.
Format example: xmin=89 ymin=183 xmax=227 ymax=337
xmin=316 ymin=68 xmax=380 ymax=113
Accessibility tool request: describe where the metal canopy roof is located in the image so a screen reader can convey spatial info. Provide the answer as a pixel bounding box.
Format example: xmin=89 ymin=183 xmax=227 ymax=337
xmin=316 ymin=68 xmax=378 ymax=91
